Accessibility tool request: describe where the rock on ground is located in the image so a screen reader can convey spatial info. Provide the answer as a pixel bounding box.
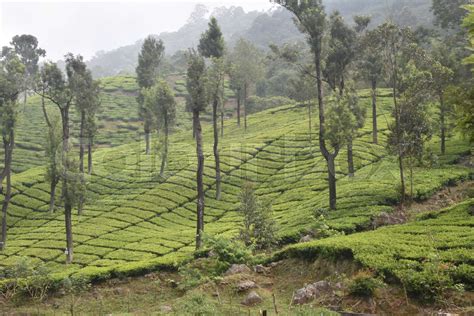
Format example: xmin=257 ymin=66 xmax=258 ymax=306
xmin=292 ymin=280 xmax=332 ymax=305
xmin=237 ymin=280 xmax=257 ymax=292
xmin=225 ymin=264 xmax=251 ymax=276
xmin=242 ymin=291 xmax=262 ymax=306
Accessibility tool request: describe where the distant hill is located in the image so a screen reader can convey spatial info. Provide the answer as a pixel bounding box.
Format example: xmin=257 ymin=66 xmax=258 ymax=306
xmin=87 ymin=0 xmax=434 ymax=78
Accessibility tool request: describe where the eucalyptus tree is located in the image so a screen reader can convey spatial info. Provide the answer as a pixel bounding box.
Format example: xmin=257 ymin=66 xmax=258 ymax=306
xmin=199 ymin=17 xmax=225 ymax=200
xmin=357 ymin=27 xmax=384 ymax=144
xmin=143 ymin=80 xmax=176 ymax=177
xmin=38 ymin=55 xmax=84 ymax=264
xmin=229 ymin=38 xmax=264 ymax=130
xmin=0 ymin=49 xmax=24 ymax=251
xmin=10 ymin=35 xmax=45 ymax=105
xmin=185 ymin=50 xmax=207 ymax=249
xmin=136 ymin=36 xmax=165 ymax=155
xmin=429 ymin=60 xmax=454 ymax=154
xmin=68 ymin=56 xmax=100 ymax=214
xmin=323 ymin=11 xmax=356 ymax=95
xmin=272 ymin=0 xmax=340 ymax=210
xmin=325 ymin=87 xmax=365 ymax=177
xmin=73 ymin=64 xmax=100 ymax=174
xmin=376 ymin=22 xmax=414 ymax=203
xmin=387 ymin=61 xmax=433 ymax=199
xmin=44 ymin=115 xmax=61 ymax=213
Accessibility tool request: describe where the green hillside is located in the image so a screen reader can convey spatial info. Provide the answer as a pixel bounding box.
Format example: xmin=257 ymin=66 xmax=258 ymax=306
xmin=276 ymin=199 xmax=474 ymax=299
xmin=0 ymin=89 xmax=471 ymax=284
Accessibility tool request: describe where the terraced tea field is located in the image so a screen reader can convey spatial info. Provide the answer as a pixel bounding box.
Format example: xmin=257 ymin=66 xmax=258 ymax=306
xmin=276 ymin=199 xmax=474 ymax=298
xmin=0 ymin=85 xmax=471 ymax=284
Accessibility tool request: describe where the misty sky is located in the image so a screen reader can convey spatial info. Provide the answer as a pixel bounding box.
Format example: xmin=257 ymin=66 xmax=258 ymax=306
xmin=0 ymin=1 xmax=276 ymax=61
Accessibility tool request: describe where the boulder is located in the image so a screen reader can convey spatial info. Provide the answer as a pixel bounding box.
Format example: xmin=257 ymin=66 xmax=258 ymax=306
xmin=254 ymin=264 xmax=266 ymax=274
xmin=237 ymin=280 xmax=257 ymax=292
xmin=225 ymin=264 xmax=251 ymax=276
xmin=292 ymin=281 xmax=332 ymax=305
xmin=242 ymin=291 xmax=262 ymax=306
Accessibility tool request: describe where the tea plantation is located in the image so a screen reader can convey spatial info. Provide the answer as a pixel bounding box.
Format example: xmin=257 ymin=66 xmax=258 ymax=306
xmin=275 ymin=199 xmax=474 ymax=299
xmin=0 ymin=80 xmax=471 ymax=286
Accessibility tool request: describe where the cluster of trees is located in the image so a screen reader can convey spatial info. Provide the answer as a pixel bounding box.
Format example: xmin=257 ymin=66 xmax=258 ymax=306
xmin=0 ymin=35 xmax=101 ymax=263
xmin=271 ymin=0 xmax=472 ymax=209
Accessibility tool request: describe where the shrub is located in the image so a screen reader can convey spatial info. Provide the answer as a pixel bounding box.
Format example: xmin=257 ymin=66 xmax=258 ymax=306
xmin=348 ymin=270 xmax=384 ymax=297
xmin=238 ymin=182 xmax=278 ymax=250
xmin=201 ymin=235 xmax=251 ymax=267
xmin=398 ymin=259 xmax=455 ymax=303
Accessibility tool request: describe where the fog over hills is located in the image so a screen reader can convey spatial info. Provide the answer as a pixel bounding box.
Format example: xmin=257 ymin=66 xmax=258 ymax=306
xmin=87 ymin=0 xmax=433 ymax=77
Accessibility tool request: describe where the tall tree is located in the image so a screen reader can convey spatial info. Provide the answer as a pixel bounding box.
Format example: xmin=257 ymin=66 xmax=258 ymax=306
xmin=136 ymin=36 xmax=165 ymax=155
xmin=143 ymin=80 xmax=176 ymax=177
xmin=68 ymin=56 xmax=100 ymax=214
xmin=429 ymin=60 xmax=454 ymax=154
xmin=323 ymin=11 xmax=356 ymax=95
xmin=387 ymin=61 xmax=433 ymax=199
xmin=0 ymin=49 xmax=24 ymax=251
xmin=44 ymin=115 xmax=62 ymax=213
xmin=199 ymin=17 xmax=225 ymax=200
xmin=185 ymin=50 xmax=207 ymax=249
xmin=376 ymin=22 xmax=414 ymax=204
xmin=273 ymin=0 xmax=341 ymax=210
xmin=38 ymin=57 xmax=78 ymax=263
xmin=357 ymin=27 xmax=384 ymax=144
xmin=344 ymin=86 xmax=366 ymax=177
xmin=229 ymin=39 xmax=264 ymax=130
xmin=10 ymin=35 xmax=45 ymax=105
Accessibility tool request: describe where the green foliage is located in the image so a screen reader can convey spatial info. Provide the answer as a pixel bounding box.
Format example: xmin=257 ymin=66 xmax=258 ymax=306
xmin=432 ymin=0 xmax=470 ymax=30
xmin=348 ymin=270 xmax=384 ymax=297
xmin=198 ymin=17 xmax=225 ymax=59
xmin=0 ymin=257 xmax=53 ymax=301
xmin=201 ymin=235 xmax=251 ymax=267
xmin=238 ymin=182 xmax=278 ymax=250
xmin=185 ymin=50 xmax=207 ymax=113
xmin=277 ymin=200 xmax=474 ymax=301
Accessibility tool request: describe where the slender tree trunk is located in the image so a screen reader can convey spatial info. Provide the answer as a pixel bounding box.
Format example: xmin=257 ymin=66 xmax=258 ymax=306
xmin=88 ymin=138 xmax=93 ymax=175
xmin=77 ymin=111 xmax=86 ymax=216
xmin=145 ymin=121 xmax=151 ymax=155
xmin=347 ymin=136 xmax=354 ymax=177
xmin=237 ymin=88 xmax=241 ymax=127
xmin=409 ymin=160 xmax=414 ymax=199
xmin=61 ymin=108 xmax=73 ymax=264
xmin=0 ymin=133 xmax=13 ymax=251
xmin=221 ymin=110 xmax=224 ymax=138
xmin=221 ymin=77 xmax=225 ymax=138
xmin=193 ymin=110 xmax=205 ymax=249
xmin=308 ymin=101 xmax=312 ymax=142
xmin=314 ymin=46 xmax=337 ymax=210
xmin=371 ymin=79 xmax=378 ymax=144
xmin=243 ymin=84 xmax=248 ymax=131
xmin=49 ymin=178 xmax=58 ymax=213
xmin=41 ymin=94 xmax=52 ymax=129
xmin=327 ymin=155 xmax=337 ymax=210
xmin=392 ymin=62 xmax=405 ymax=204
xmin=160 ymin=118 xmax=169 ymax=177
xmin=213 ymin=98 xmax=221 ymax=200
xmin=79 ymin=111 xmax=85 ymax=173
xmin=440 ymin=93 xmax=446 ymax=155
